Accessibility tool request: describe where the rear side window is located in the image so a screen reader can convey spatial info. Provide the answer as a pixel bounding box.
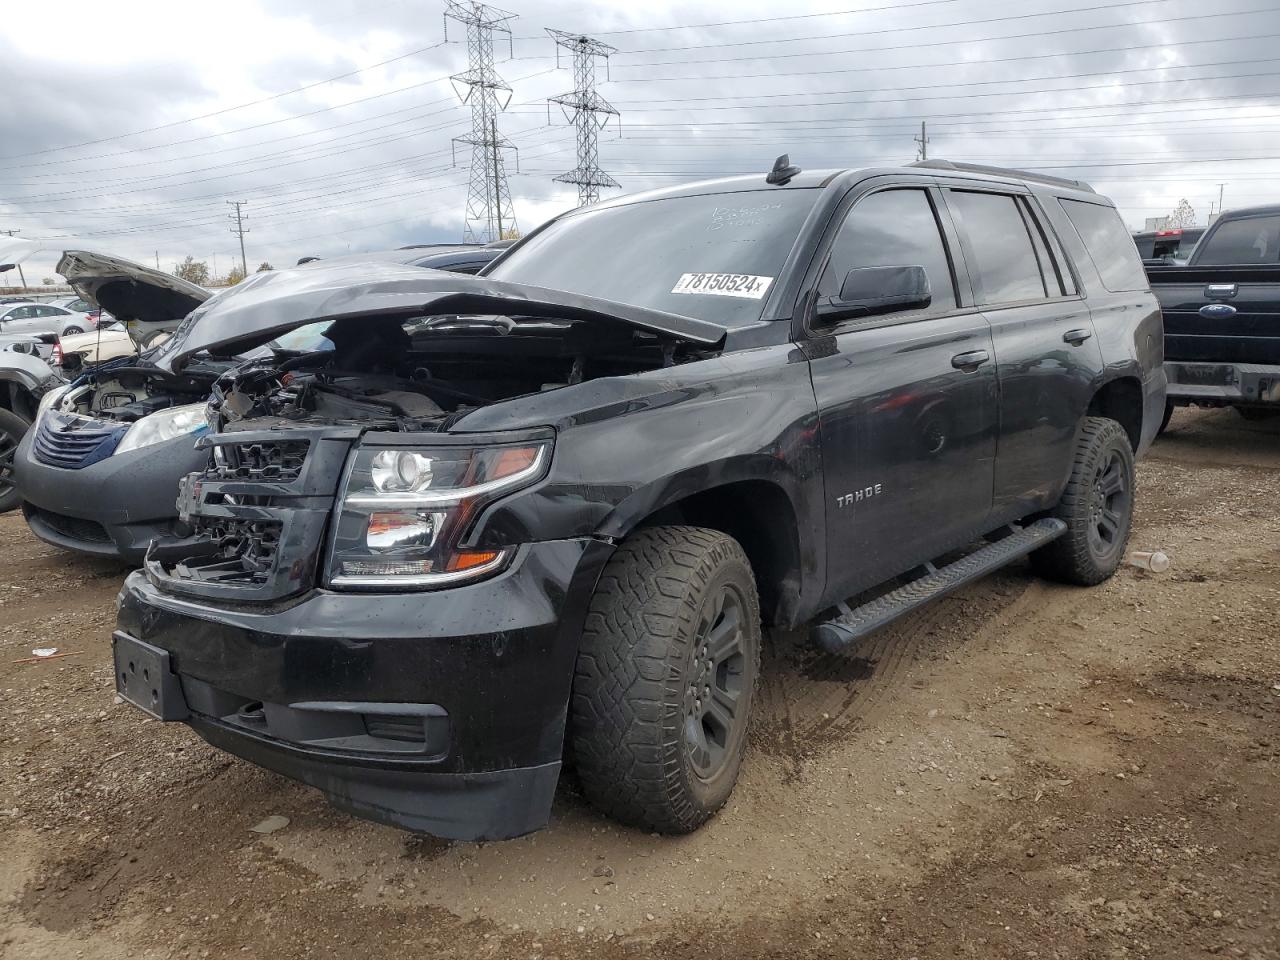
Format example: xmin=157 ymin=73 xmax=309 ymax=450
xmin=1195 ymin=215 xmax=1280 ymax=265
xmin=818 ymin=188 xmax=957 ymax=315
xmin=947 ymin=190 xmax=1047 ymax=304
xmin=1059 ymin=199 xmax=1148 ymax=292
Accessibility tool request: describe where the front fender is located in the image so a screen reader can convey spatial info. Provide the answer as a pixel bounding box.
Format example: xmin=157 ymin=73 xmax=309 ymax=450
xmin=463 ymin=344 xmax=825 ymax=598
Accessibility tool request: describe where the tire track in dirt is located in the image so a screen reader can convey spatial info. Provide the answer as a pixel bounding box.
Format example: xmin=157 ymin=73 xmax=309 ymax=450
xmin=752 ymin=568 xmax=1035 ymax=781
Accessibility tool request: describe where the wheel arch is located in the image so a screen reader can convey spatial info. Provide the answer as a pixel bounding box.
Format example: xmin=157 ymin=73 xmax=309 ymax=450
xmin=0 ymin=373 xmax=39 ymax=422
xmin=1086 ymin=375 xmax=1143 ymax=452
xmin=618 ymin=476 xmax=807 ymax=630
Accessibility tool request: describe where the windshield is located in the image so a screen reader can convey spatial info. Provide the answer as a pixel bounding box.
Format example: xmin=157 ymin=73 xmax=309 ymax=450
xmin=487 ymin=189 xmax=819 ymax=325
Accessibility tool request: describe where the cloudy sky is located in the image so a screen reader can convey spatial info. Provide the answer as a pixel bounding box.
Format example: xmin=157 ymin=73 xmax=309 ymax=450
xmin=1 ymin=0 xmax=1278 ymax=285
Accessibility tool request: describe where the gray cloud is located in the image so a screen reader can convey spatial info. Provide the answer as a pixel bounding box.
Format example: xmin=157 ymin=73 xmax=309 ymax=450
xmin=2 ymin=0 xmax=1278 ymax=283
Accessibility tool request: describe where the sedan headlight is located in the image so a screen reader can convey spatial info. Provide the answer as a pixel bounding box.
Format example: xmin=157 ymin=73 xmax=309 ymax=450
xmin=327 ymin=438 xmax=550 ymax=590
xmin=115 ymin=403 xmax=209 ymax=456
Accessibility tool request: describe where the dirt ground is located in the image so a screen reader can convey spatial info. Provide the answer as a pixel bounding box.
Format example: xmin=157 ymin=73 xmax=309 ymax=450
xmin=1 ymin=405 xmax=1277 ymax=960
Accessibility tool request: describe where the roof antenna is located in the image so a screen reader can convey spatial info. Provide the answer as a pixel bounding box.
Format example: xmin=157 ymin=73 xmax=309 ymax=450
xmin=766 ymin=154 xmax=801 ymax=185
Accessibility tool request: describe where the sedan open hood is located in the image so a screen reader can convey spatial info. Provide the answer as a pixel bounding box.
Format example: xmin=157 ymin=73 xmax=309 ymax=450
xmin=56 ymin=250 xmax=209 ymax=326
xmin=163 ymin=260 xmax=728 ymax=371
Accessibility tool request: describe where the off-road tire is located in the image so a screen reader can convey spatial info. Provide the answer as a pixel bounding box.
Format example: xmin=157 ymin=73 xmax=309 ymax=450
xmin=1030 ymin=416 xmax=1135 ymax=586
xmin=570 ymin=525 xmax=761 ymax=834
xmin=0 ymin=408 xmax=31 ymax=514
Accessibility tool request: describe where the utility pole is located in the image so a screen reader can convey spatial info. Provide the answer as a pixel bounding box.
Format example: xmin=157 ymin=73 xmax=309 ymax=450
xmin=1217 ymin=183 xmax=1226 ymax=218
xmin=547 ymin=30 xmax=620 ymax=207
xmin=446 ymin=1 xmax=519 ymax=243
xmin=914 ymin=121 xmax=930 ymax=161
xmin=2 ymin=229 xmax=28 ymax=289
xmin=228 ymin=201 xmax=249 ymax=277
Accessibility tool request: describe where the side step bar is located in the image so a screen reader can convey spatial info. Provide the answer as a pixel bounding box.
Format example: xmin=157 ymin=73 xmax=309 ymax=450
xmin=812 ymin=518 xmax=1067 ymax=654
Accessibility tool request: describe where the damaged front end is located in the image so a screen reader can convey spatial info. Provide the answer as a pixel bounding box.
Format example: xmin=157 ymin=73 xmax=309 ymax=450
xmin=145 ymin=268 xmax=724 ymax=602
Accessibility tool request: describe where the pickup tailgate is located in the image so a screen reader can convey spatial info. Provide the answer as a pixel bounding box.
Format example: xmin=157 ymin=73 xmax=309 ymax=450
xmin=1148 ymin=265 xmax=1280 ymax=364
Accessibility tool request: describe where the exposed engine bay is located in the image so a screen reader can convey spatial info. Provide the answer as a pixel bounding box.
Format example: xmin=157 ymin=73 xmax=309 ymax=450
xmin=56 ymin=358 xmax=231 ymax=424
xmin=209 ymin=313 xmax=715 ymax=433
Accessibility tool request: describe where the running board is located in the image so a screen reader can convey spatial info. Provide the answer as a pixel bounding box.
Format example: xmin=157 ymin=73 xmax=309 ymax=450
xmin=812 ymin=518 xmax=1067 ymax=654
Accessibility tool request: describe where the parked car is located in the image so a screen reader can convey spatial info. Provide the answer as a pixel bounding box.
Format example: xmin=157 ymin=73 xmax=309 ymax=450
xmin=0 ymin=331 xmax=57 ymax=363
xmin=0 ymin=350 xmax=62 ymax=513
xmin=15 ymin=246 xmax=506 ymax=561
xmin=0 ymin=295 xmax=34 ymax=306
xmin=1147 ymin=204 xmax=1280 ymax=422
xmin=1133 ymin=226 xmax=1206 ymax=267
xmin=54 ymin=322 xmax=140 ymax=368
xmin=111 ymin=158 xmax=1164 ymax=842
xmin=47 ymin=294 xmax=110 ymax=328
xmin=0 ymin=301 xmax=93 ymax=338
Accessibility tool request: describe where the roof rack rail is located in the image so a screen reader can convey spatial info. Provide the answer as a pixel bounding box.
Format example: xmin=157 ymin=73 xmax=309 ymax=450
xmin=908 ymin=159 xmax=1096 ymax=194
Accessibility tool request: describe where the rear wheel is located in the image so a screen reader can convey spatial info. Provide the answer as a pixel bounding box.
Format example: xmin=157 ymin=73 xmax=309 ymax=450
xmin=61 ymin=325 xmax=84 ymax=336
xmin=1157 ymin=400 xmax=1175 ymax=435
xmin=1236 ymin=406 xmax=1279 ymax=421
xmin=570 ymin=525 xmax=761 ymax=834
xmin=0 ymin=408 xmax=31 ymax=514
xmin=1031 ymin=416 xmax=1135 ymax=586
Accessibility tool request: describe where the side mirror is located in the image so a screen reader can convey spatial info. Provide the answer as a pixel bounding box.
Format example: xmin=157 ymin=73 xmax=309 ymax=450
xmin=816 ymin=264 xmax=931 ymax=323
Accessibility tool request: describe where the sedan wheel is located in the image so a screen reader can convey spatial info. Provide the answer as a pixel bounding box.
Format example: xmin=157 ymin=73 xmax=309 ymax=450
xmin=0 ymin=408 xmax=31 ymax=514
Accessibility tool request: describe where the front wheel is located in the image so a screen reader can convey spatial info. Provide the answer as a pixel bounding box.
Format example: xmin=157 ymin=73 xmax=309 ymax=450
xmin=570 ymin=526 xmax=761 ymax=834
xmin=0 ymin=408 xmax=31 ymax=514
xmin=1031 ymin=416 xmax=1135 ymax=586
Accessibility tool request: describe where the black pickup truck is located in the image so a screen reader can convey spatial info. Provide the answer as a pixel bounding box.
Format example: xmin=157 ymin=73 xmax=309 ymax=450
xmin=112 ymin=158 xmax=1165 ymax=841
xmin=1148 ymin=204 xmax=1280 ymax=420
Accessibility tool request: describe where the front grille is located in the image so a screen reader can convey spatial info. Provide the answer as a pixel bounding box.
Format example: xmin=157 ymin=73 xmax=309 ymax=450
xmin=147 ymin=427 xmax=348 ymax=603
xmin=28 ymin=505 xmax=110 ymax=543
xmin=178 ymin=517 xmax=283 ymax=585
xmin=206 ymin=440 xmax=309 ymax=483
xmin=32 ymin=416 xmax=122 ymax=469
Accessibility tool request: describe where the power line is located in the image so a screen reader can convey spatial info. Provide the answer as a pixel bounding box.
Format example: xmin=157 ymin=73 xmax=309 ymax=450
xmin=547 ymin=30 xmax=621 ymax=206
xmin=0 ymin=41 xmax=451 ymax=162
xmin=612 ymin=0 xmax=1179 ymax=57
xmin=606 ymin=67 xmax=1280 ymax=112
xmin=610 ymin=17 xmax=1276 ymax=73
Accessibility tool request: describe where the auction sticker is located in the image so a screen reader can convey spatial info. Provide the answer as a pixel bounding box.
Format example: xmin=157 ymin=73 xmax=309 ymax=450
xmin=671 ymin=272 xmax=773 ymax=299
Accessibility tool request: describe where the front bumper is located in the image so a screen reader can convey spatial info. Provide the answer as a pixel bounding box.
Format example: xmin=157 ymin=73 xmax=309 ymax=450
xmin=14 ymin=428 xmax=208 ymax=563
xmin=1164 ymin=361 xmax=1280 ymax=407
xmin=114 ymin=535 xmax=613 ymax=841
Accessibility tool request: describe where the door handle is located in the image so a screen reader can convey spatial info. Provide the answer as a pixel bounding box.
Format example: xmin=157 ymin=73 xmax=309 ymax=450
xmin=951 ymin=349 xmax=990 ymax=370
xmin=1063 ymin=328 xmax=1092 ymax=345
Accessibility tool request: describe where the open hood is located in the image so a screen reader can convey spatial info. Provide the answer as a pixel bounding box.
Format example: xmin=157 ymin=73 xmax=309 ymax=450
xmin=162 ymin=260 xmax=728 ymax=371
xmin=56 ymin=250 xmax=209 ymax=326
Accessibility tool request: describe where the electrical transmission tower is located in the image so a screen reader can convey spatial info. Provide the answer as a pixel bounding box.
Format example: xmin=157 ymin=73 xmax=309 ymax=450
xmin=445 ymin=1 xmax=519 ymax=243
xmin=228 ymin=201 xmax=249 ymax=278
xmin=546 ymin=30 xmax=619 ymax=207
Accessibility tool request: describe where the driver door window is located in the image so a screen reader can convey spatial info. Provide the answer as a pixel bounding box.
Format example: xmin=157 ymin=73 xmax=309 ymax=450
xmin=817 ymin=188 xmax=957 ymax=319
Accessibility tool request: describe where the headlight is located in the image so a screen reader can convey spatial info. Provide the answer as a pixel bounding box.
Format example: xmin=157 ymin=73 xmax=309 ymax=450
xmin=36 ymin=385 xmax=69 ymax=421
xmin=114 ymin=403 xmax=209 ymax=456
xmin=327 ymin=438 xmax=550 ymax=590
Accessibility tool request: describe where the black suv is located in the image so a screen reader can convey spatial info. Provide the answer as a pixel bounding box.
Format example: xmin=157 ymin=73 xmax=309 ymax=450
xmin=112 ymin=159 xmax=1166 ymax=841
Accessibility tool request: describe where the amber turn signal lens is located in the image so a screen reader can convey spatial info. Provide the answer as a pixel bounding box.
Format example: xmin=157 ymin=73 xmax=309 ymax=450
xmin=446 ymin=550 xmax=501 ymax=572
